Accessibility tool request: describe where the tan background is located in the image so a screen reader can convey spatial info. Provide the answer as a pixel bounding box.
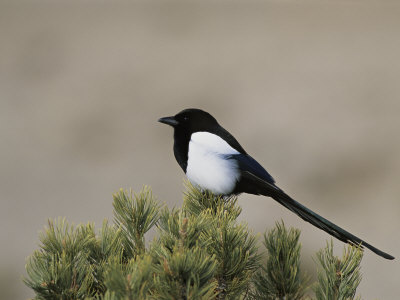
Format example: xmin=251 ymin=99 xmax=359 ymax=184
xmin=1 ymin=1 xmax=399 ymax=299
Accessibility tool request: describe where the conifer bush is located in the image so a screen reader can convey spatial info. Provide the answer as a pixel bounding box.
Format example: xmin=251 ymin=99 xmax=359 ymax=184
xmin=25 ymin=183 xmax=364 ymax=299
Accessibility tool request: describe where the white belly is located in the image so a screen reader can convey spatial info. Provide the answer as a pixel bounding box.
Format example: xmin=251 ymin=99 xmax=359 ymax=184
xmin=186 ymin=132 xmax=240 ymax=195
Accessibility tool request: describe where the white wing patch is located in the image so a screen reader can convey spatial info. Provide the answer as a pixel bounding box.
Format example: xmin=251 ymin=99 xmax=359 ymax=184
xmin=190 ymin=132 xmax=240 ymax=155
xmin=186 ymin=132 xmax=240 ymax=195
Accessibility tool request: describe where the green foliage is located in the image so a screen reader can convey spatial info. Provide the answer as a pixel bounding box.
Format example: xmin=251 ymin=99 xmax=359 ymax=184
xmin=183 ymin=182 xmax=241 ymax=219
xmin=151 ymin=210 xmax=218 ymax=299
xmin=152 ymin=243 xmax=217 ymax=299
xmin=24 ymin=219 xmax=122 ymax=299
xmin=103 ymin=255 xmax=154 ymax=299
xmin=25 ymin=184 xmax=365 ymax=300
xmin=183 ymin=182 xmax=260 ymax=299
xmin=112 ymin=187 xmax=160 ymax=258
xmin=250 ymin=221 xmax=308 ymax=300
xmin=314 ymin=241 xmax=363 ymax=300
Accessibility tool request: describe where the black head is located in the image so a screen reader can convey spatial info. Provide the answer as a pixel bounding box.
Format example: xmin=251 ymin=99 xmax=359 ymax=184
xmin=158 ymin=108 xmax=219 ymax=133
xmin=159 ymin=108 xmax=247 ymax=170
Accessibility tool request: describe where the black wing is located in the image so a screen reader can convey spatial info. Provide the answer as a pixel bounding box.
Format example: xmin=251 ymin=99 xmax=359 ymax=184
xmin=228 ymin=154 xmax=275 ymax=185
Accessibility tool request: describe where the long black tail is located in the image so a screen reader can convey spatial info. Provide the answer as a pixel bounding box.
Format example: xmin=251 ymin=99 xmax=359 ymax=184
xmin=242 ymin=171 xmax=394 ymax=260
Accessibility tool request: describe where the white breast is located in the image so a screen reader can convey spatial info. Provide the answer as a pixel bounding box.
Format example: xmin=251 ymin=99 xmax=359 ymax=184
xmin=186 ymin=132 xmax=240 ymax=195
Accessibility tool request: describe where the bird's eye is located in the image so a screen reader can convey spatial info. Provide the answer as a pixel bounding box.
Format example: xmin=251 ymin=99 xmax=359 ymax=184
xmin=183 ymin=116 xmax=189 ymax=121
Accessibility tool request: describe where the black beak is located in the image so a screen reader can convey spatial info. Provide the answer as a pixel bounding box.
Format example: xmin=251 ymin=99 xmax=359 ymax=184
xmin=158 ymin=116 xmax=178 ymax=127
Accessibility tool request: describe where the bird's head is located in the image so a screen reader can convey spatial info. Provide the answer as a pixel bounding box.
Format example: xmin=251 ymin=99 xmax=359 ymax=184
xmin=158 ymin=108 xmax=219 ymax=134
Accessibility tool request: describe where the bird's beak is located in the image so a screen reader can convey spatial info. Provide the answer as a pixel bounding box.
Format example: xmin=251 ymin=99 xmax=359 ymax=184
xmin=158 ymin=116 xmax=178 ymax=127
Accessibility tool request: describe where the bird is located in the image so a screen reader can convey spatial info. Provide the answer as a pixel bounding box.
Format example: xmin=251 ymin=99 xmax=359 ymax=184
xmin=158 ymin=108 xmax=394 ymax=260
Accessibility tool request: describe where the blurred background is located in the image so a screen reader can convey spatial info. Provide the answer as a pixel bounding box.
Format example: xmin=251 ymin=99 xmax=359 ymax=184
xmin=1 ymin=0 xmax=399 ymax=298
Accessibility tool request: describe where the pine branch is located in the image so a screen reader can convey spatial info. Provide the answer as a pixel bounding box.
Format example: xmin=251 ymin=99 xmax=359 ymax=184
xmin=250 ymin=221 xmax=309 ymax=300
xmin=184 ymin=182 xmax=260 ymax=299
xmin=183 ymin=180 xmax=241 ymax=219
xmin=24 ymin=218 xmax=100 ymax=299
xmin=152 ymin=212 xmax=218 ymax=299
xmin=112 ymin=187 xmax=160 ymax=258
xmin=103 ymin=255 xmax=153 ymax=300
xmin=314 ymin=240 xmax=363 ymax=300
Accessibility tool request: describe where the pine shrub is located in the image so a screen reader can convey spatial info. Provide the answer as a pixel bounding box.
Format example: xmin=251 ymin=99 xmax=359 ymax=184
xmin=25 ymin=183 xmax=364 ymax=299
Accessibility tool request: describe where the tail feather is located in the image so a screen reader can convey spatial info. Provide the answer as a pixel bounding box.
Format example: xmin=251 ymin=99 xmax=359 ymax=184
xmin=271 ymin=190 xmax=394 ymax=260
xmin=241 ymin=171 xmax=394 ymax=260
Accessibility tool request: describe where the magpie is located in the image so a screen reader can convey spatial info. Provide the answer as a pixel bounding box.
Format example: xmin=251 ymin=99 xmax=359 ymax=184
xmin=158 ymin=108 xmax=394 ymax=260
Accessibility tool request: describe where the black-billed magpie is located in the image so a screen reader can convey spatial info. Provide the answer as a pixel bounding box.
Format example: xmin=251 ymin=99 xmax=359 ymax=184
xmin=158 ymin=108 xmax=394 ymax=260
